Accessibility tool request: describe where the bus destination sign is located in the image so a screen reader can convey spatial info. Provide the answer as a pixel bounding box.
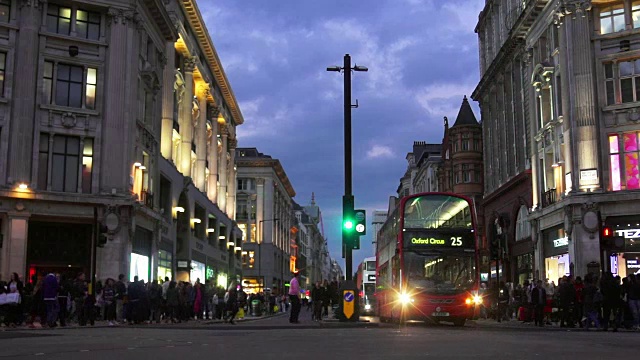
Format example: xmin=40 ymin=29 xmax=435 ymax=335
xmin=403 ymin=230 xmax=474 ymax=249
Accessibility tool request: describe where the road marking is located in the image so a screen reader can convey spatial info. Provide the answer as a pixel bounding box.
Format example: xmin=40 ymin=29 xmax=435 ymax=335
xmin=34 ymin=353 xmax=45 ymax=356
xmin=80 ymin=350 xmax=90 ymax=352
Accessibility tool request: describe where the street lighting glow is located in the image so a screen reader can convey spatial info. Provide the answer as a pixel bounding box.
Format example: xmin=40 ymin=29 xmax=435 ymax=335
xmin=353 ymin=65 xmax=368 ymax=72
xmin=18 ymin=183 xmax=28 ymax=190
xmin=326 ymin=66 xmax=341 ymax=72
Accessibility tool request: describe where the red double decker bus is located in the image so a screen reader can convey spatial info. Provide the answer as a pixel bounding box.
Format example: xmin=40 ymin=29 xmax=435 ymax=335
xmin=376 ymin=192 xmax=481 ymax=326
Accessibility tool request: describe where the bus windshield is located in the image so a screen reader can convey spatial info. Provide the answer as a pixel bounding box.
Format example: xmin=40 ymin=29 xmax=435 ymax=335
xmin=404 ymin=251 xmax=475 ymax=294
xmin=403 ymin=194 xmax=472 ymax=230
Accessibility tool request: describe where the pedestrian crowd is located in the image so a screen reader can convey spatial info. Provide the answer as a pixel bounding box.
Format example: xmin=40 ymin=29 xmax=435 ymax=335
xmin=485 ymin=272 xmax=640 ymax=331
xmin=0 ymin=271 xmax=271 ymax=328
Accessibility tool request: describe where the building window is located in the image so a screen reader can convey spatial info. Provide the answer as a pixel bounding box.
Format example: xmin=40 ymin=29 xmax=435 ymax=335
xmin=86 ymin=68 xmax=97 ymax=109
xmin=473 ymin=138 xmax=481 ymax=151
xmin=515 ymin=205 xmax=531 ymax=241
xmin=55 ymin=64 xmax=83 ymax=108
xmin=462 ymin=139 xmax=470 ymax=151
xmin=38 ymin=133 xmax=50 ymax=190
xmin=620 ymin=60 xmax=640 ymax=103
xmin=609 ymin=133 xmax=640 ymax=190
xmin=82 ymin=139 xmax=93 ymax=193
xmin=43 ymin=61 xmax=54 ymax=104
xmin=0 ymin=52 xmax=5 ymax=97
xmin=600 ymin=4 xmax=625 ymax=34
xmin=75 ymin=9 xmax=100 ymax=40
xmin=463 ymin=164 xmax=471 ymax=183
xmin=52 ymin=136 xmax=80 ymax=192
xmin=50 ymin=63 xmax=98 ymax=109
xmin=633 ymin=1 xmax=640 ymax=29
xmin=604 ymin=60 xmax=640 ymax=105
xmin=0 ymin=0 xmax=9 ymax=23
xmin=46 ymin=4 xmax=72 ymax=36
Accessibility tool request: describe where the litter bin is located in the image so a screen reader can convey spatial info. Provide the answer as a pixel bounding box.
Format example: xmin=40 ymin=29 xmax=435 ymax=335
xmin=251 ymin=299 xmax=262 ymax=317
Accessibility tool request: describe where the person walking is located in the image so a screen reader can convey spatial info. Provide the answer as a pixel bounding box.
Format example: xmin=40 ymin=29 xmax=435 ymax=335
xmin=557 ymin=276 xmax=575 ymax=328
xmin=114 ymin=274 xmax=126 ymax=324
xmin=42 ymin=273 xmax=59 ymax=328
xmin=224 ymin=283 xmax=239 ymax=325
xmin=311 ymin=281 xmax=323 ymax=321
xmin=531 ymin=280 xmax=547 ymax=327
xmin=57 ymin=274 xmax=69 ymax=327
xmin=103 ymin=278 xmax=116 ymax=326
xmin=289 ymin=271 xmax=301 ymax=324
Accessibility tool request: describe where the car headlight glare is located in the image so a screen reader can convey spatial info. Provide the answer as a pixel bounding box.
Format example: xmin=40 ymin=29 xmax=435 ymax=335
xmin=473 ymin=295 xmax=483 ymax=305
xmin=399 ymin=293 xmax=413 ymax=304
xmin=364 ymin=304 xmax=371 ymax=310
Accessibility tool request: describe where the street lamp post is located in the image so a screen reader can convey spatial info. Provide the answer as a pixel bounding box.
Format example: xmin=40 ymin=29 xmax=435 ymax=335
xmin=258 ymin=218 xmax=279 ymax=293
xmin=327 ymin=54 xmax=367 ymax=281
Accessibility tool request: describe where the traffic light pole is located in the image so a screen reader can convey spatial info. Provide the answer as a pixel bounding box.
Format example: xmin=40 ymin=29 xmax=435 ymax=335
xmin=343 ymin=53 xmax=354 ymax=281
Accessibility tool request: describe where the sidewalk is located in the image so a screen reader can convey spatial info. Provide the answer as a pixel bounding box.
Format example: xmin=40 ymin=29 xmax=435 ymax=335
xmin=0 ymin=311 xmax=284 ymax=332
xmin=470 ymin=318 xmax=640 ymax=332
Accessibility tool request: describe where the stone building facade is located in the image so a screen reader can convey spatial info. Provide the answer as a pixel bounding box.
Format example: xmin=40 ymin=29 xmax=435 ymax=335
xmin=473 ymin=0 xmax=534 ymax=284
xmin=436 ymin=96 xmax=486 ymax=272
xmin=475 ymin=0 xmax=640 ymax=280
xmin=235 ymin=147 xmax=296 ymax=295
xmin=0 ymin=0 xmax=244 ymax=288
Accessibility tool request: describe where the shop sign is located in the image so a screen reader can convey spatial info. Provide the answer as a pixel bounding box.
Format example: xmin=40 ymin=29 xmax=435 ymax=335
xmin=177 ymin=260 xmax=189 ymax=268
xmin=616 ymin=229 xmax=640 ymax=239
xmin=580 ymin=169 xmax=598 ymax=181
xmin=627 ymin=259 xmax=640 ymax=270
xmin=206 ymin=266 xmax=214 ymax=280
xmin=553 ymin=237 xmax=569 ymax=247
xmin=610 ymin=255 xmax=618 ymax=276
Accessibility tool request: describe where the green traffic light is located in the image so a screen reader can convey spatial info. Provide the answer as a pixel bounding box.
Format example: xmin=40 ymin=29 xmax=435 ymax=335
xmin=344 ymin=220 xmax=354 ymax=230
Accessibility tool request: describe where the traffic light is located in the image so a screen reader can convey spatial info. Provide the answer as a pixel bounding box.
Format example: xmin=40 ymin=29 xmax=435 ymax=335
xmin=354 ymin=209 xmax=366 ymax=236
xmin=98 ymin=224 xmax=108 ymax=247
xmin=601 ymin=225 xmax=625 ymax=252
xmin=342 ymin=195 xmax=355 ymax=250
xmin=489 ymin=235 xmax=500 ymax=260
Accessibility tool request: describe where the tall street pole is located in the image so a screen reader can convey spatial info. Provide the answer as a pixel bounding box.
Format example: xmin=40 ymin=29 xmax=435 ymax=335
xmin=343 ymin=53 xmax=354 ymax=281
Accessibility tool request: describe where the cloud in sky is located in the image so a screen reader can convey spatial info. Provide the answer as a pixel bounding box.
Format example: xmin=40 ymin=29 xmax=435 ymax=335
xmin=366 ymin=145 xmax=395 ymax=160
xmin=198 ymin=0 xmax=483 ymax=270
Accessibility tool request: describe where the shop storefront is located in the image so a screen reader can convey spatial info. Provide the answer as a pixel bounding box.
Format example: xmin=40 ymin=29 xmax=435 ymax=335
xmin=241 ymin=277 xmax=264 ymax=294
xmin=157 ymin=249 xmax=172 ymax=282
xmin=130 ymin=227 xmax=153 ymax=282
xmin=543 ymin=225 xmax=570 ymax=282
xmin=190 ymin=260 xmax=205 ymax=284
xmin=515 ymin=253 xmax=533 ymax=285
xmin=610 ymin=223 xmax=640 ymax=277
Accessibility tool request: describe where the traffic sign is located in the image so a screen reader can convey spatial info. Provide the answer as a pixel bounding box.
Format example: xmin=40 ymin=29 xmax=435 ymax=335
xmin=343 ymin=290 xmax=355 ymax=319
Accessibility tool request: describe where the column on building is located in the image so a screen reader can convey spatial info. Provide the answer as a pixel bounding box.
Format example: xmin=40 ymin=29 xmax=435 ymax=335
xmin=2 ymin=216 xmax=29 ymax=280
xmin=101 ymin=9 xmax=133 ymax=192
xmin=7 ymin=2 xmax=40 ymax=186
xmin=207 ymin=106 xmax=220 ymax=203
xmin=179 ymin=57 xmax=196 ymax=177
xmin=256 ymin=178 xmax=265 ymax=242
xmin=226 ymin=137 xmax=237 ymax=217
xmin=195 ymin=84 xmax=208 ymax=192
xmin=566 ymin=7 xmax=599 ymax=191
xmin=218 ymin=124 xmax=228 ymax=210
xmin=160 ymin=42 xmax=176 ymax=160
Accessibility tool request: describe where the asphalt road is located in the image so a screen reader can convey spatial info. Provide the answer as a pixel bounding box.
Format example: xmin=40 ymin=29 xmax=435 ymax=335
xmin=0 ymin=313 xmax=636 ymax=359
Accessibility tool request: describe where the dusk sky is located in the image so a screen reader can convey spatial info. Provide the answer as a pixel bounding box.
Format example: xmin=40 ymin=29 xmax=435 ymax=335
xmin=199 ymin=0 xmax=484 ymax=272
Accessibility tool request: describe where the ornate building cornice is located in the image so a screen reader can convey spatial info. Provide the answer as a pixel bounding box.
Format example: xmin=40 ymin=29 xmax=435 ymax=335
xmin=554 ymin=0 xmax=592 ymax=26
xmin=19 ymin=0 xmax=45 ymax=8
xmin=107 ymin=8 xmax=137 ymax=25
xmin=183 ymin=56 xmax=198 ymax=73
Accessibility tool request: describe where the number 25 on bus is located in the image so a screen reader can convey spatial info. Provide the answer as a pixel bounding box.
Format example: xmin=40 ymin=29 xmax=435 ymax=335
xmin=375 ymin=193 xmax=482 ymax=326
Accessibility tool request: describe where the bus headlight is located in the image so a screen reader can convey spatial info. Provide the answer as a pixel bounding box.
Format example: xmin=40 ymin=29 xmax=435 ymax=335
xmin=473 ymin=295 xmax=483 ymax=305
xmin=399 ymin=293 xmax=413 ymax=305
xmin=364 ymin=304 xmax=371 ymax=310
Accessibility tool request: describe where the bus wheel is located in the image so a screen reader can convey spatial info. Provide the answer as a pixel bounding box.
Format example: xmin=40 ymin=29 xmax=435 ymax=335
xmin=453 ymin=318 xmax=466 ymax=327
